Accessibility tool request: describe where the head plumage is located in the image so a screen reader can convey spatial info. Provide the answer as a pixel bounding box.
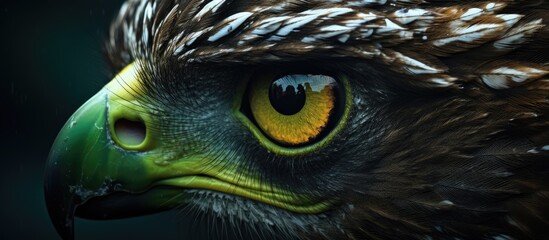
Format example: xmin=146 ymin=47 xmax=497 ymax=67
xmin=106 ymin=0 xmax=548 ymax=91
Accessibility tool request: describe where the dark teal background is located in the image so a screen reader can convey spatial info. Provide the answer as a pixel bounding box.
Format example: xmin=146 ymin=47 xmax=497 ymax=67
xmin=1 ymin=1 xmax=181 ymax=239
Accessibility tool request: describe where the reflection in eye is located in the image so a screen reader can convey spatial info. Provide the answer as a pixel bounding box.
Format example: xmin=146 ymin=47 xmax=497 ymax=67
xmin=269 ymin=76 xmax=306 ymax=115
xmin=248 ymin=74 xmax=343 ymax=146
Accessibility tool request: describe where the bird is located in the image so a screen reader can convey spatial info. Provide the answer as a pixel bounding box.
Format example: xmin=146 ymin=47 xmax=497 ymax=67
xmin=44 ymin=0 xmax=549 ymax=239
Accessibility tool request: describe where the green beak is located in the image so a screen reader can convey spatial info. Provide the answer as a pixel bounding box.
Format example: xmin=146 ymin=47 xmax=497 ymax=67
xmin=44 ymin=63 xmax=185 ymax=239
xmin=44 ymin=88 xmax=182 ymax=239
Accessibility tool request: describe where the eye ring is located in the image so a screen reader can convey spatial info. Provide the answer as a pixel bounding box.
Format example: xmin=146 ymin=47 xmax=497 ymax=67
xmin=234 ymin=71 xmax=352 ymax=156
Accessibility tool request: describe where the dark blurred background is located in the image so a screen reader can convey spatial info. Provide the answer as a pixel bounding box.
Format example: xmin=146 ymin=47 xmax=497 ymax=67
xmin=1 ymin=1 xmax=181 ymax=239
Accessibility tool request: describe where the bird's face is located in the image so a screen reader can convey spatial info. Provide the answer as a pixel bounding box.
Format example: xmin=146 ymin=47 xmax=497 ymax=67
xmin=45 ymin=56 xmax=382 ymax=239
xmin=45 ymin=0 xmax=549 ymax=239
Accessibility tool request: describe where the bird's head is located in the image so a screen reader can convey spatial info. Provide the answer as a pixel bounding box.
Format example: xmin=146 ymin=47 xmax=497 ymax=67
xmin=45 ymin=0 xmax=549 ymax=239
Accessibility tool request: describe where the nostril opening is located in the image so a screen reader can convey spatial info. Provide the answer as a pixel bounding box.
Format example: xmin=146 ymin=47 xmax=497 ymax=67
xmin=114 ymin=118 xmax=146 ymax=146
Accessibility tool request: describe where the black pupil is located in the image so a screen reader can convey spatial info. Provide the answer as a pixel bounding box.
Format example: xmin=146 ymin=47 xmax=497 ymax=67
xmin=269 ymin=77 xmax=306 ymax=115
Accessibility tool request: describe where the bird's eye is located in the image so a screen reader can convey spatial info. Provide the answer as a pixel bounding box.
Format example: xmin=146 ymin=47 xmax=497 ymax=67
xmin=238 ymin=72 xmax=350 ymax=152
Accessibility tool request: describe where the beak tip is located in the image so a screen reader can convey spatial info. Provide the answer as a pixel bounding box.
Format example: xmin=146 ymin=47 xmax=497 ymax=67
xmin=44 ymin=156 xmax=76 ymax=240
xmin=55 ymin=217 xmax=75 ymax=240
xmin=45 ymin=178 xmax=76 ymax=240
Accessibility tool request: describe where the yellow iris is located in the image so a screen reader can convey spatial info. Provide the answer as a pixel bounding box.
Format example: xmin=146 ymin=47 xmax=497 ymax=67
xmin=249 ymin=74 xmax=338 ymax=146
